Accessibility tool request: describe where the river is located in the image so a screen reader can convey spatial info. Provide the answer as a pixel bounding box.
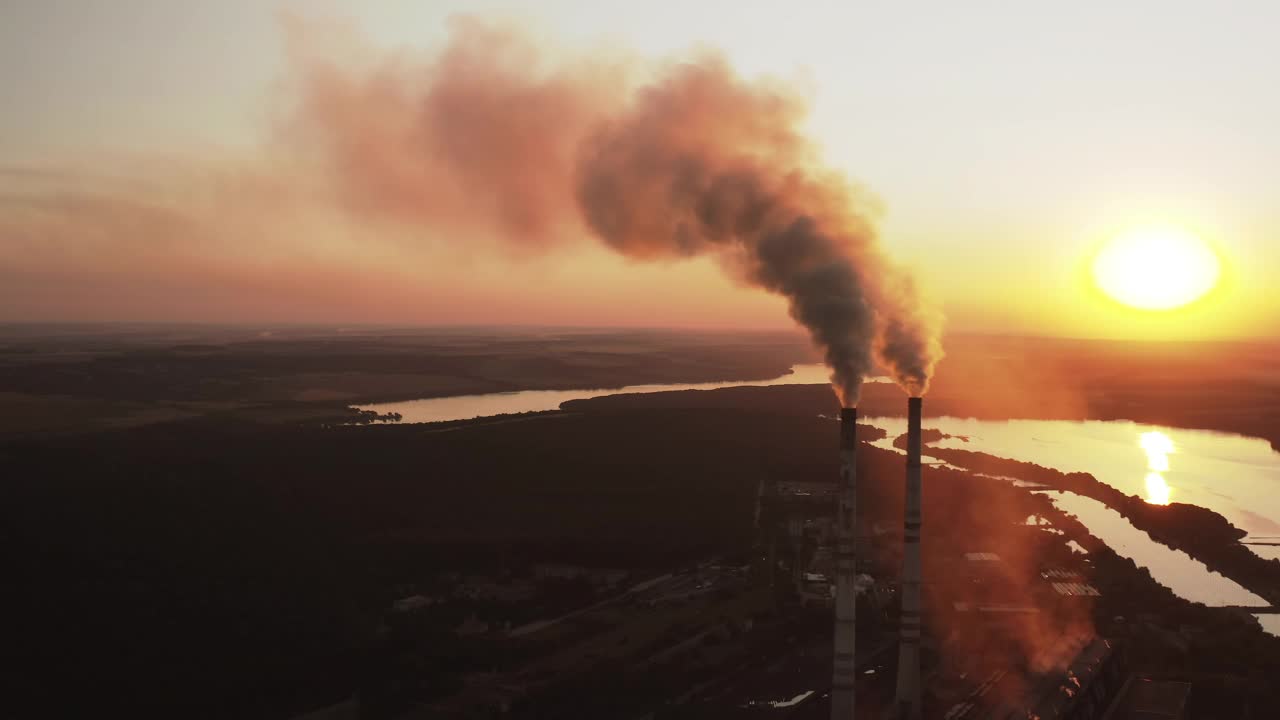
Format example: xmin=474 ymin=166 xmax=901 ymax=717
xmin=866 ymin=416 xmax=1280 ymax=554
xmin=357 ymin=363 xmax=866 ymax=423
xmin=357 ymin=369 xmax=1280 ymax=615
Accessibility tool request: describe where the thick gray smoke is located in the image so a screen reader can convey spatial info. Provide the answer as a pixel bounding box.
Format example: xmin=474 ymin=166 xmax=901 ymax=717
xmin=293 ymin=20 xmax=943 ymax=402
xmin=575 ymin=57 xmax=938 ymax=401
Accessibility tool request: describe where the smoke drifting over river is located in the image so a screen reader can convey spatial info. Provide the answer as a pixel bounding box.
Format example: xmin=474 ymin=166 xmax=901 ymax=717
xmin=294 ymin=18 xmax=942 ymax=400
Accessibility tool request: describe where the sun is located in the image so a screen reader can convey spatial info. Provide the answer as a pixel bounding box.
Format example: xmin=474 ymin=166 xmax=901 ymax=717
xmin=1092 ymin=226 xmax=1220 ymax=310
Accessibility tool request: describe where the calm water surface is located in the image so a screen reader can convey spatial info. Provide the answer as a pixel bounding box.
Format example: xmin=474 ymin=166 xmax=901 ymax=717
xmin=358 ymin=363 xmax=867 ymax=424
xmin=1036 ymin=490 xmax=1264 ymax=607
xmin=1257 ymin=614 xmax=1280 ymax=638
xmin=868 ymin=416 xmax=1280 ymax=607
xmin=1252 ymin=546 xmax=1280 ymax=562
xmin=868 ymin=416 xmax=1280 ymax=547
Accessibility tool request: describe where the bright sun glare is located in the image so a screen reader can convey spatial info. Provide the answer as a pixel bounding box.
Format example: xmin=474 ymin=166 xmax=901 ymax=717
xmin=1093 ymin=226 xmax=1220 ymax=311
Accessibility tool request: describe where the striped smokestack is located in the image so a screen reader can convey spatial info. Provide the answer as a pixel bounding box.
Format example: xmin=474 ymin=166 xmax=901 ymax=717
xmin=831 ymin=407 xmax=858 ymax=720
xmin=893 ymin=397 xmax=924 ymax=720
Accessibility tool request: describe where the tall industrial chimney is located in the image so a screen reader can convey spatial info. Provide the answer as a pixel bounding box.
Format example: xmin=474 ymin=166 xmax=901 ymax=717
xmin=893 ymin=397 xmax=924 ymax=720
xmin=831 ymin=407 xmax=858 ymax=720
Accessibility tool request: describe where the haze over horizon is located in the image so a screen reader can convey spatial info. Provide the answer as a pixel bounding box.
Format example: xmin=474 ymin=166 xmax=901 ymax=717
xmin=3 ymin=1 xmax=1277 ymax=341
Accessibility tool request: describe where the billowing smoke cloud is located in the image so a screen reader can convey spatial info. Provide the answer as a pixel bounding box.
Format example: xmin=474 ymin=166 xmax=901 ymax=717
xmin=285 ymin=16 xmax=625 ymax=250
xmin=292 ymin=17 xmax=943 ymax=402
xmin=572 ymin=57 xmax=945 ymax=400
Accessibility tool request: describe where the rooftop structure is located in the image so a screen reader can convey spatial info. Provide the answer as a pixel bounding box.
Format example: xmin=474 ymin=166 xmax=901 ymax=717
xmin=944 ymin=634 xmax=1125 ymax=720
xmin=1100 ymin=677 xmax=1190 ymax=720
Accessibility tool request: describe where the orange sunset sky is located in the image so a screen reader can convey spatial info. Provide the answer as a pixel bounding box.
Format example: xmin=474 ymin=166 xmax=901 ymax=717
xmin=2 ymin=1 xmax=1277 ymax=341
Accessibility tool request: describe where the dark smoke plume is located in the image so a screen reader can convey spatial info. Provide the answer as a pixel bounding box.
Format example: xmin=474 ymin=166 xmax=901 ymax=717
xmin=292 ymin=18 xmax=943 ymax=402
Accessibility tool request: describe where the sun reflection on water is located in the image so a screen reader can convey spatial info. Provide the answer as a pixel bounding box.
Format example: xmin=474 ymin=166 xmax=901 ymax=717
xmin=1144 ymin=472 xmax=1172 ymax=505
xmin=1139 ymin=431 xmax=1175 ymax=504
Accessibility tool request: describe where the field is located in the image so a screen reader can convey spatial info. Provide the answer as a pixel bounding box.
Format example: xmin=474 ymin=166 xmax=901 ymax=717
xmin=0 ymin=325 xmax=812 ymax=436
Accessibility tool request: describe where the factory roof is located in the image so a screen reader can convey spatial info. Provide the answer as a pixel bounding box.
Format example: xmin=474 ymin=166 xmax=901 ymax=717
xmin=1100 ymin=677 xmax=1191 ymax=719
xmin=776 ymin=480 xmax=837 ymax=497
xmin=943 ymin=634 xmax=1115 ymax=720
xmin=1050 ymin=581 xmax=1101 ymax=597
xmin=1025 ymin=635 xmax=1113 ymax=717
xmin=951 ymin=601 xmax=1040 ymax=615
xmin=964 ymin=552 xmax=1001 ymax=562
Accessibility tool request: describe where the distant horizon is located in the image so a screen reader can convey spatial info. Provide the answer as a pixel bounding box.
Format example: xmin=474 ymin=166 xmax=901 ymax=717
xmin=1 ymin=318 xmax=1274 ymax=347
xmin=3 ymin=2 xmax=1278 ymax=344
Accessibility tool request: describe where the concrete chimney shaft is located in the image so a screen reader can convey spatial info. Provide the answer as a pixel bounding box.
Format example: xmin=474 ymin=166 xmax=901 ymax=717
xmin=832 ymin=407 xmax=858 ymax=720
xmin=893 ymin=397 xmax=924 ymax=720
